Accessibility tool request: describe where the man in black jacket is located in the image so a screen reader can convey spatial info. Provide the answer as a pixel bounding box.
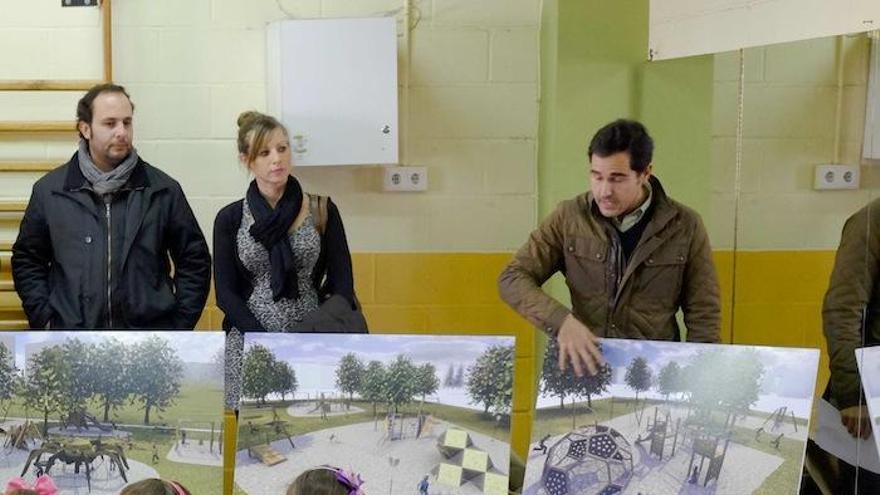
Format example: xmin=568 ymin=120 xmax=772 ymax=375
xmin=12 ymin=84 xmax=211 ymax=329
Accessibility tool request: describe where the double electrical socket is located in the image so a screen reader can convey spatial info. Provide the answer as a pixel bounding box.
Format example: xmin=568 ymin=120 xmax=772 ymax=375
xmin=383 ymin=166 xmax=428 ymax=192
xmin=814 ymin=164 xmax=859 ymax=190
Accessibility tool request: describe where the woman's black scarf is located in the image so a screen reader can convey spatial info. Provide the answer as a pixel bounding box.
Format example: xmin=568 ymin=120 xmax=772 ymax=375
xmin=247 ymin=176 xmax=304 ymax=301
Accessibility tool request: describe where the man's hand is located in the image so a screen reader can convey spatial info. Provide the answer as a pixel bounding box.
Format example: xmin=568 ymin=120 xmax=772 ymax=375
xmin=840 ymin=405 xmax=872 ymax=440
xmin=557 ymin=314 xmax=604 ymax=377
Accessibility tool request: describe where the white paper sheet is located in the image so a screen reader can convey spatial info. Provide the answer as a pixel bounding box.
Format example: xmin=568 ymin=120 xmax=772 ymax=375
xmin=812 ymin=398 xmax=880 ymax=474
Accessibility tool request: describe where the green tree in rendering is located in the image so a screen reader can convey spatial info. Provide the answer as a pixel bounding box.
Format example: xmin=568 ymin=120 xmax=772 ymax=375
xmin=624 ymin=356 xmax=653 ymax=401
xmin=92 ymin=338 xmax=133 ymax=422
xmin=358 ymin=360 xmax=387 ymax=416
xmin=657 ymin=361 xmax=683 ymax=402
xmin=575 ymin=362 xmax=612 ymax=409
xmin=454 ymin=365 xmax=465 ymax=387
xmin=59 ymin=338 xmax=96 ymax=417
xmin=0 ymin=342 xmax=15 ymax=405
xmin=444 ymin=364 xmax=455 ymax=387
xmin=272 ymin=360 xmax=298 ymax=401
xmin=415 ymin=363 xmax=439 ymax=403
xmin=685 ymin=349 xmax=764 ymax=414
xmin=467 ymin=345 xmax=514 ymax=416
xmin=129 ymin=336 xmax=184 ymax=425
xmin=211 ymin=345 xmax=226 ymax=384
xmin=414 ymin=362 xmax=439 ymax=419
xmin=241 ymin=343 xmax=277 ymax=406
xmin=542 ymin=339 xmax=577 ymax=409
xmin=336 ymin=353 xmax=365 ymax=403
xmin=23 ymin=346 xmax=68 ymax=436
xmin=384 ymin=355 xmax=418 ymax=413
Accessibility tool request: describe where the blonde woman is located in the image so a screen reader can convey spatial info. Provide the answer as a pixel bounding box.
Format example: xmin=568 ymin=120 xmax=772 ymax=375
xmin=214 ymin=111 xmax=362 ymax=408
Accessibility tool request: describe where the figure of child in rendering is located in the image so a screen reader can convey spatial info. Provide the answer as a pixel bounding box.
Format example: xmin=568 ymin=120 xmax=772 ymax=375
xmin=418 ymin=475 xmax=430 ymax=495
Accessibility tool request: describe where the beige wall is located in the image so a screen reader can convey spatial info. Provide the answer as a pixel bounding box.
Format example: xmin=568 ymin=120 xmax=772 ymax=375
xmin=0 ymin=0 xmax=541 ymax=252
xmin=710 ymin=35 xmax=875 ymax=250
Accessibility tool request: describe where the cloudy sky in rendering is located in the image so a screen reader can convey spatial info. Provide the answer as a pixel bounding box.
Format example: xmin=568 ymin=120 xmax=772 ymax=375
xmin=1 ymin=331 xmax=224 ymax=370
xmin=245 ymin=333 xmax=514 ymax=391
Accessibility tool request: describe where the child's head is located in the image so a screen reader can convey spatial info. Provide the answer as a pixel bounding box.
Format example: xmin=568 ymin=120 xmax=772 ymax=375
xmin=287 ymin=466 xmax=364 ymax=495
xmin=4 ymin=475 xmax=57 ymax=495
xmin=119 ymin=479 xmax=191 ymax=495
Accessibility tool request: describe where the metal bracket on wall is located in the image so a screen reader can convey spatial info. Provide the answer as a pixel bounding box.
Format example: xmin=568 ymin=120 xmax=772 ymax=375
xmin=61 ymin=0 xmax=98 ymax=6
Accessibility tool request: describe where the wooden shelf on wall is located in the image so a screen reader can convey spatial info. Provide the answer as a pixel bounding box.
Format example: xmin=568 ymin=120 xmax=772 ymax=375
xmin=0 ymin=320 xmax=28 ymax=330
xmin=0 ymin=202 xmax=27 ymax=223
xmin=0 ymin=161 xmax=59 ymax=172
xmin=0 ymin=248 xmax=11 ymax=279
xmin=0 ymin=202 xmax=27 ymax=212
xmin=0 ymin=291 xmax=23 ymax=311
xmin=0 ymin=122 xmax=74 ymax=133
xmin=0 ymin=80 xmax=104 ymax=91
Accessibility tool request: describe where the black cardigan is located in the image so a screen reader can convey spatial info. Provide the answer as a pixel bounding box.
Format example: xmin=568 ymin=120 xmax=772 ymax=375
xmin=212 ymin=196 xmax=355 ymax=331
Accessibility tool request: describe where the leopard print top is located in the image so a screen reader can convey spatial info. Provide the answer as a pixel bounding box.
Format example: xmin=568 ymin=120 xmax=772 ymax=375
xmin=237 ymin=197 xmax=321 ymax=330
xmin=224 ymin=197 xmax=322 ymax=409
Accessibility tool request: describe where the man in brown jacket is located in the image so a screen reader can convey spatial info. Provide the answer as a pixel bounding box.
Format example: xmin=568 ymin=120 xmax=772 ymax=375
xmin=821 ymin=198 xmax=880 ymax=490
xmin=498 ymin=119 xmax=721 ymax=376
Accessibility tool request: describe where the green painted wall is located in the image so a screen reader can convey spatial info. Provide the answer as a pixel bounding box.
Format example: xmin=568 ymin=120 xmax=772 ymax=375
xmin=539 ymin=0 xmax=713 ymax=218
xmin=641 ymin=56 xmax=714 ymax=215
xmin=538 ymin=0 xmax=559 ymax=219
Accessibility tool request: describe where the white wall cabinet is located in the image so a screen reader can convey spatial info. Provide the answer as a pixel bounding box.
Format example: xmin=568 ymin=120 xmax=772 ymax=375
xmin=267 ymin=17 xmax=399 ymax=166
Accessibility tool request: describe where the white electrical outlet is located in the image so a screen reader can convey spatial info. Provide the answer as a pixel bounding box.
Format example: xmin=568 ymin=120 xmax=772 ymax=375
xmin=814 ymin=164 xmax=859 ymax=190
xmin=383 ymin=166 xmax=428 ymax=192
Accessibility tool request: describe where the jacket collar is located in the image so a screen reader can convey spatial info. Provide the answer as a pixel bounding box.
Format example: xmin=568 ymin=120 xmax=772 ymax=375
xmin=587 ymin=175 xmax=672 ymax=225
xmin=62 ymin=151 xmax=150 ymax=192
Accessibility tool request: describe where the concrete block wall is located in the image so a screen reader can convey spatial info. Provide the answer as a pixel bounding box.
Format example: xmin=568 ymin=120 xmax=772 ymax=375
xmin=0 ymin=0 xmax=542 ymax=467
xmin=0 ymin=0 xmax=541 ymax=251
xmin=710 ymin=35 xmax=873 ymax=250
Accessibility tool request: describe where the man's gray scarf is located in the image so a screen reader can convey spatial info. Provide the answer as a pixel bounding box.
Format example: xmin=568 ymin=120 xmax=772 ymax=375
xmin=77 ymin=139 xmax=139 ymax=195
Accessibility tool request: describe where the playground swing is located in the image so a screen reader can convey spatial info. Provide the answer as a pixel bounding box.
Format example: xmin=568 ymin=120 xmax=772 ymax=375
xmin=2 ymin=420 xmax=43 ymax=451
xmin=176 ymin=420 xmax=222 ymax=455
xmin=760 ymin=406 xmax=799 ymax=433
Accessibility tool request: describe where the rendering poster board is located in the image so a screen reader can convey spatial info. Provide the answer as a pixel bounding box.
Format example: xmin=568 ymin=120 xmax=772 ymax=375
xmin=524 ymin=339 xmax=820 ymax=495
xmin=856 ymin=346 xmax=880 ymax=462
xmin=233 ymin=334 xmax=516 ymax=495
xmin=0 ymin=331 xmax=225 ymax=494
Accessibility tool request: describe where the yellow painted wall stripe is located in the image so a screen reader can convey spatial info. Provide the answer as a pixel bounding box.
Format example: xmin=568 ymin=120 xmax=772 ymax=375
xmin=0 ymin=250 xmax=840 ymax=494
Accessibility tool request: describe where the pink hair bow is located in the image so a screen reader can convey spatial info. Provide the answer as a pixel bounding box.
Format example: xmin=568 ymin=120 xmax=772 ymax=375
xmin=168 ymin=480 xmax=187 ymax=495
xmin=321 ymin=466 xmax=365 ymax=495
xmin=5 ymin=475 xmax=59 ymax=495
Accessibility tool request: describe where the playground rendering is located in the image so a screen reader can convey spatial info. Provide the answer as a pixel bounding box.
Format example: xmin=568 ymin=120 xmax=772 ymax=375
xmin=524 ymin=339 xmax=819 ymax=495
xmin=857 ymin=346 xmax=880 ymax=462
xmin=0 ymin=332 xmax=225 ymax=494
xmin=233 ymin=334 xmax=516 ymax=495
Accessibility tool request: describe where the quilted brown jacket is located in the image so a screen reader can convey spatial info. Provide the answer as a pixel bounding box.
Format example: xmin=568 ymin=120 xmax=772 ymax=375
xmin=822 ymin=198 xmax=880 ymax=409
xmin=498 ymin=176 xmax=720 ymax=342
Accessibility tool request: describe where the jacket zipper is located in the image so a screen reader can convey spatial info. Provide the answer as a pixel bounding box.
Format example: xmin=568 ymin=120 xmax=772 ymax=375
xmin=104 ymin=195 xmax=113 ymax=328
